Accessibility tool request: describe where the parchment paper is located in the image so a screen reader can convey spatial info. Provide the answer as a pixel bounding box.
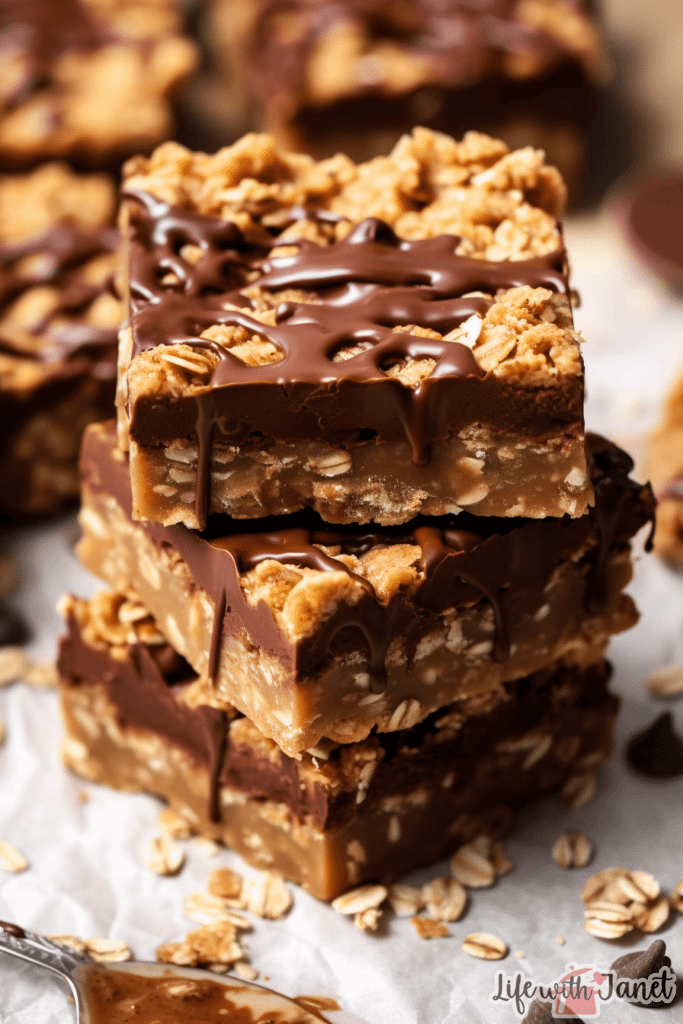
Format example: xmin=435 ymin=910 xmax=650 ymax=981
xmin=1 ymin=209 xmax=683 ymax=1024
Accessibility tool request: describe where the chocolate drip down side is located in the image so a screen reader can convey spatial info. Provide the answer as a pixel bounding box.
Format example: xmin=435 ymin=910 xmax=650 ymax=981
xmin=81 ymin=423 xmax=654 ymax=695
xmin=125 ymin=195 xmax=572 ymax=525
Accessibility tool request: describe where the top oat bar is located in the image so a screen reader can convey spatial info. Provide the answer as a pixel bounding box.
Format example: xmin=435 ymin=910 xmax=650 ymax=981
xmin=118 ymin=127 xmax=592 ymax=529
xmin=0 ymin=0 xmax=197 ymax=170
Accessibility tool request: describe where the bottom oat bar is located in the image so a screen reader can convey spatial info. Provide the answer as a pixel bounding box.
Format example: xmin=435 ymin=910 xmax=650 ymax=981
xmin=57 ymin=591 xmax=618 ymax=901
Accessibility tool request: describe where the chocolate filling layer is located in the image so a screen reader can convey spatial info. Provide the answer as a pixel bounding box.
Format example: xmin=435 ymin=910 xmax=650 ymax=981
xmin=81 ymin=422 xmax=654 ymax=690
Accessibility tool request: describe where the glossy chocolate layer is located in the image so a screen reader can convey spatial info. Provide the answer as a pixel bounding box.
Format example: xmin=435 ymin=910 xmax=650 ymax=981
xmin=126 ymin=194 xmax=577 ymax=523
xmin=81 ymin=421 xmax=653 ymax=693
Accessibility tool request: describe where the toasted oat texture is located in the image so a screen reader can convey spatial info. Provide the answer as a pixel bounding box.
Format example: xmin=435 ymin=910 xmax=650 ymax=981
xmin=208 ymin=867 xmax=246 ymax=904
xmin=387 ymin=884 xmax=425 ymax=918
xmin=0 ymin=840 xmax=28 ymax=873
xmin=450 ymin=841 xmax=496 ymax=888
xmin=124 ymin=128 xmax=566 ymax=247
xmin=0 ymin=0 xmax=197 ymax=168
xmin=144 ymin=834 xmax=185 ymax=876
xmin=462 ymin=933 xmax=507 ymax=960
xmin=552 ymin=832 xmax=592 ymax=869
xmin=422 ymin=878 xmax=467 ymax=922
xmin=582 ymin=868 xmax=669 ymax=939
xmin=157 ymin=921 xmax=243 ymax=968
xmin=243 ymin=872 xmax=293 ymax=919
xmin=411 ymin=916 xmax=449 ymax=940
xmin=560 ymin=770 xmax=596 ymax=809
xmin=647 ymin=665 xmax=683 ymax=699
xmin=86 ymin=938 xmax=132 ymax=963
xmin=331 ymin=884 xmax=388 ymax=916
xmin=646 ymin=363 xmax=683 ymax=566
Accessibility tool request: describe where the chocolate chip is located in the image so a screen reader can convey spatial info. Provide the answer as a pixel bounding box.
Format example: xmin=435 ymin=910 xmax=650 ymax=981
xmin=626 ymin=712 xmax=683 ymax=777
xmin=522 ymin=999 xmax=584 ymax=1024
xmin=610 ymin=939 xmax=670 ymax=980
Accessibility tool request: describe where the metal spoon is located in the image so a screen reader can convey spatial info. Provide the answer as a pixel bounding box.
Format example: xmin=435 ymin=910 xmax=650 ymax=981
xmin=0 ymin=920 xmax=359 ymax=1023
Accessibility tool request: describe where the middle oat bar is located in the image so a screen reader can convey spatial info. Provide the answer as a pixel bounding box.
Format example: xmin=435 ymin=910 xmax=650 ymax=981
xmin=78 ymin=420 xmax=653 ymax=757
xmin=117 ymin=128 xmax=591 ymax=530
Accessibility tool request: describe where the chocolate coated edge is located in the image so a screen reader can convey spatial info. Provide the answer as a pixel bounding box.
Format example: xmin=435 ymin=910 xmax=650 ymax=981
xmin=80 ymin=421 xmax=654 ymax=688
xmin=57 ymin=605 xmax=617 ymax=832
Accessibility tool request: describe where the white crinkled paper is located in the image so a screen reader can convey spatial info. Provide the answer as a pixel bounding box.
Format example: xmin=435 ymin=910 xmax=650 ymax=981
xmin=2 ymin=216 xmax=683 ymax=1024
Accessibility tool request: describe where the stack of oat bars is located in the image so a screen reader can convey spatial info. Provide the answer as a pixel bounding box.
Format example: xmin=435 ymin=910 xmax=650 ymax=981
xmin=57 ymin=128 xmax=653 ymax=903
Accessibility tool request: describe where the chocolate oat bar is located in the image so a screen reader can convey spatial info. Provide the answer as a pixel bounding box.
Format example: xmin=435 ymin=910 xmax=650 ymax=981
xmin=209 ymin=0 xmax=604 ymax=193
xmin=0 ymin=163 xmax=121 ymax=515
xmin=77 ymin=420 xmax=652 ymax=756
xmin=646 ymin=366 xmax=683 ymax=567
xmin=118 ymin=128 xmax=592 ymax=529
xmin=0 ymin=0 xmax=197 ymax=170
xmin=58 ymin=590 xmax=618 ymax=900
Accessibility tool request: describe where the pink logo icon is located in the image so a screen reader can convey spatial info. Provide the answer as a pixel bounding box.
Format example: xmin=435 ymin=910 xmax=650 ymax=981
xmin=554 ymin=966 xmax=610 ymax=1018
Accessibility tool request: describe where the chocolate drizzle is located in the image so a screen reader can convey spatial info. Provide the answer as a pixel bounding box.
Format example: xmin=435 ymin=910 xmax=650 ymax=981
xmin=0 ymin=0 xmax=116 ymax=113
xmin=126 ymin=193 xmax=569 ymax=526
xmin=248 ymin=0 xmax=597 ymax=109
xmin=0 ymin=220 xmax=119 ymax=363
xmin=81 ymin=422 xmax=655 ymax=697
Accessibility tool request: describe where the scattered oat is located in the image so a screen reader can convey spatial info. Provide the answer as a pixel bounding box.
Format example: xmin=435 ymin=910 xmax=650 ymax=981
xmin=157 ymin=921 xmax=242 ymax=968
xmin=450 ymin=841 xmax=495 ymax=888
xmin=0 ymin=840 xmax=28 ymax=873
xmin=462 ymin=932 xmax=507 ymax=960
xmin=515 ymin=950 xmax=525 ymax=959
xmin=552 ymin=832 xmax=592 ymax=869
xmin=354 ymin=908 xmax=382 ymax=932
xmin=490 ymin=842 xmax=514 ymax=877
xmin=185 ymin=892 xmax=235 ymax=926
xmin=86 ymin=938 xmax=132 ymax=963
xmin=561 ymin=771 xmax=597 ymax=809
xmin=332 ymin=883 xmax=388 ymax=916
xmin=144 ymin=835 xmax=185 ymax=876
xmin=0 ymin=647 xmax=28 ymax=687
xmin=23 ymin=660 xmax=58 ymax=688
xmin=208 ymin=867 xmax=246 ymax=906
xmin=555 ymin=934 xmax=565 ymax=946
xmin=411 ymin=916 xmax=449 ymax=940
xmin=387 ymin=883 xmax=425 ymax=917
xmin=671 ymin=878 xmax=683 ymax=913
xmin=243 ymin=872 xmax=292 ymax=919
xmin=582 ymin=868 xmax=668 ymax=939
xmin=158 ymin=807 xmax=194 ymax=840
xmin=233 ymin=961 xmax=258 ymax=981
xmin=48 ymin=935 xmax=88 ymax=955
xmin=194 ymin=837 xmax=219 ymax=856
xmin=647 ymin=664 xmax=683 ymax=698
xmin=634 ymin=895 xmax=670 ymax=933
xmin=422 ymin=877 xmax=467 ymax=922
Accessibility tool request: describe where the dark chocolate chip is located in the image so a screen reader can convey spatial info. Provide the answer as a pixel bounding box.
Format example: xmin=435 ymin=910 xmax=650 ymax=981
xmin=626 ymin=712 xmax=683 ymax=777
xmin=610 ymin=939 xmax=669 ymax=980
xmin=522 ymin=998 xmax=584 ymax=1024
xmin=0 ymin=920 xmax=25 ymax=938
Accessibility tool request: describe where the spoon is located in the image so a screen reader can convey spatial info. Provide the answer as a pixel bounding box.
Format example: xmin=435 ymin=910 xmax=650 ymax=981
xmin=0 ymin=920 xmax=355 ymax=1023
